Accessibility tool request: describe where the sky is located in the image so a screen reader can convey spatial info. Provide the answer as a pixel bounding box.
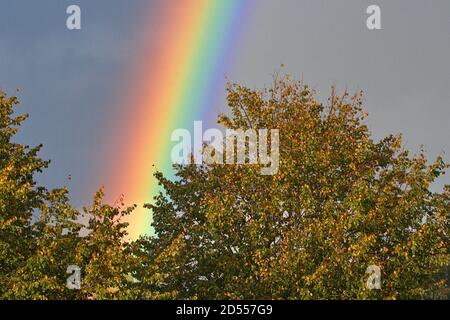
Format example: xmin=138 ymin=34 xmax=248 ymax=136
xmin=0 ymin=0 xmax=449 ymax=212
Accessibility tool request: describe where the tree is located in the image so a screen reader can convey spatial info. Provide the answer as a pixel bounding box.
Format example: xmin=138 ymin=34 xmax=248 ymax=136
xmin=0 ymin=92 xmax=86 ymax=299
xmin=0 ymin=92 xmax=49 ymax=298
xmin=72 ymin=188 xmax=138 ymax=300
xmin=1 ymin=79 xmax=448 ymax=300
xmin=146 ymin=77 xmax=449 ymax=299
xmin=0 ymin=91 xmax=141 ymax=299
xmin=4 ymin=187 xmax=83 ymax=299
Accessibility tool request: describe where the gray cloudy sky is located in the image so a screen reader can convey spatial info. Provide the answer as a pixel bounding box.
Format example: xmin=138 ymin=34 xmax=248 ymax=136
xmin=0 ymin=0 xmax=449 ymax=208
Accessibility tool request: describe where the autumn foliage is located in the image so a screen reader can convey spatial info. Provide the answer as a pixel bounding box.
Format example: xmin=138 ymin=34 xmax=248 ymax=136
xmin=0 ymin=76 xmax=448 ymax=299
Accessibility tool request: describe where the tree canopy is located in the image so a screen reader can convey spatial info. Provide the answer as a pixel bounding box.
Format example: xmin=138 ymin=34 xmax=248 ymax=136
xmin=146 ymin=78 xmax=449 ymax=299
xmin=0 ymin=77 xmax=448 ymax=300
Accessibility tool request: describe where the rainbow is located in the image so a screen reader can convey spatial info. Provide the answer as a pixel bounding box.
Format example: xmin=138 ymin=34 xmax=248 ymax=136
xmin=104 ymin=0 xmax=254 ymax=239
